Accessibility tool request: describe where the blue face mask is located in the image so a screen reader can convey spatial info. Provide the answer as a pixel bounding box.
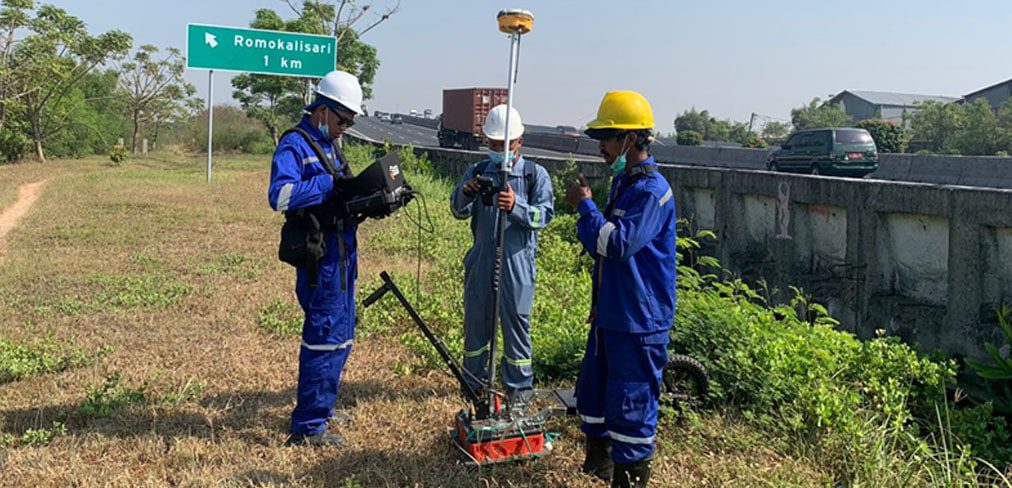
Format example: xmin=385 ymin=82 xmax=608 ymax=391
xmin=317 ymin=122 xmax=330 ymax=140
xmin=488 ymin=151 xmax=512 ymax=166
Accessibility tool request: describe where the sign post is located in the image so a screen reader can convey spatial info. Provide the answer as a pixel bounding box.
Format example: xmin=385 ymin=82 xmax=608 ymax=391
xmin=206 ymin=70 xmax=213 ymax=183
xmin=186 ymin=24 xmax=337 ymax=182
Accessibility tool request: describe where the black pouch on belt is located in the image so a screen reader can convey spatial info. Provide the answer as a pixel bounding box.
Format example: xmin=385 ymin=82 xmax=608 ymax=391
xmin=279 ymin=210 xmax=327 ymax=287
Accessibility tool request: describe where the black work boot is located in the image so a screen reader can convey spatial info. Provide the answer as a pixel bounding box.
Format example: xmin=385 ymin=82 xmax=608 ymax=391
xmin=581 ymin=436 xmax=614 ymax=481
xmin=611 ymin=458 xmax=652 ymax=488
xmin=285 ymin=429 xmax=346 ymax=447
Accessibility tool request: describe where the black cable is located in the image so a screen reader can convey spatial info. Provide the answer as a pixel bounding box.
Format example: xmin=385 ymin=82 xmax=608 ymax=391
xmin=402 ymin=190 xmax=434 ymax=303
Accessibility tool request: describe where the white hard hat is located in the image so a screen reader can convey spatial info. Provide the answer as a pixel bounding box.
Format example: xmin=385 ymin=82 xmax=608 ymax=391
xmin=315 ymin=70 xmax=364 ymax=115
xmin=482 ymin=104 xmax=524 ymax=141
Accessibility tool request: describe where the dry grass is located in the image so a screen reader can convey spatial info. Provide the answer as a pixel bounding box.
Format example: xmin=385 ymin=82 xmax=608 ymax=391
xmin=0 ymin=153 xmax=830 ymax=487
xmin=0 ymin=160 xmax=70 ymax=210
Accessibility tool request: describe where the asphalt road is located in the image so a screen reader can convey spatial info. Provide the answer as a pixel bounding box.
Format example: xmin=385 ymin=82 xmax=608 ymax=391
xmin=350 ymin=116 xmax=600 ymax=160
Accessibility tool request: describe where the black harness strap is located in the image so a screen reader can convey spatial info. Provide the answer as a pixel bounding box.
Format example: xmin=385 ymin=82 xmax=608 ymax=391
xmin=279 ymin=128 xmax=353 ymax=291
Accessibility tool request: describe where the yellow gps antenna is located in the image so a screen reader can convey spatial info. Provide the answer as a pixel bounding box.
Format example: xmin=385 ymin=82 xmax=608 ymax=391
xmin=495 ymin=9 xmax=533 ymax=176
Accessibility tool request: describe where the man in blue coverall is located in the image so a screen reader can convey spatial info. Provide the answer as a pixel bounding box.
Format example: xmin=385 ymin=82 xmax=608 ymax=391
xmin=450 ymin=105 xmax=554 ymax=406
xmin=565 ymin=91 xmax=677 ymax=487
xmin=267 ymin=70 xmax=364 ymax=447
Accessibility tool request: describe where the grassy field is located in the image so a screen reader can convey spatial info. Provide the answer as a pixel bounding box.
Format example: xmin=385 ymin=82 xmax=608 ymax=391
xmin=0 ymin=153 xmax=853 ymax=487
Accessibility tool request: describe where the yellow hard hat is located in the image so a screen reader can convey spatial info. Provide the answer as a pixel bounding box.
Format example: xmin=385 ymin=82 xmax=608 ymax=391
xmin=586 ymin=91 xmax=655 ymax=131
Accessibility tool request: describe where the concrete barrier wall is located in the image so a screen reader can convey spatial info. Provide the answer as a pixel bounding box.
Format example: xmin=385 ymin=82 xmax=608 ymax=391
xmin=665 ymin=164 xmax=1012 ymax=369
xmin=398 ymin=114 xmax=439 ymax=129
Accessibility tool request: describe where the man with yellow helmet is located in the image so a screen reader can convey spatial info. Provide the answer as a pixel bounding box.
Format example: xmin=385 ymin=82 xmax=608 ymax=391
xmin=565 ymin=91 xmax=677 ymax=487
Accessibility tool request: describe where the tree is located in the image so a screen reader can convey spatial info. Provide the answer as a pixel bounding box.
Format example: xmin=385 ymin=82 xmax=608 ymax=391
xmin=955 ymin=98 xmax=1001 ymax=156
xmin=233 ymin=1 xmax=398 ymax=142
xmin=761 ymin=121 xmax=791 ymax=142
xmin=0 ymin=0 xmax=33 ymax=135
xmin=908 ymin=100 xmax=963 ymax=154
xmin=7 ymin=3 xmax=131 ymax=161
xmin=230 ymin=9 xmax=306 ymax=144
xmin=997 ymin=99 xmax=1012 ymax=154
xmin=674 ymin=108 xmax=710 ymax=135
xmin=790 ymin=98 xmax=852 ymax=132
xmin=117 ymin=45 xmax=195 ymax=153
xmin=677 ymin=130 xmax=703 ymax=146
xmin=855 ymin=119 xmax=909 ymax=153
xmin=674 ymin=108 xmax=753 ymax=144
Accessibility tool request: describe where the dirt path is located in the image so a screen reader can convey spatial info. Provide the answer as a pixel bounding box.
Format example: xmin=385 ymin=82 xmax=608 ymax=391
xmin=0 ymin=179 xmax=48 ymax=264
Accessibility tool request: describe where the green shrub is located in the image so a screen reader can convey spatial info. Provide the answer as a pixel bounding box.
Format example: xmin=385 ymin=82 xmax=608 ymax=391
xmin=550 ymin=156 xmax=579 ymax=215
xmin=672 ymin=267 xmax=955 ymax=438
xmin=0 ymin=123 xmax=32 ymax=163
xmin=677 ymin=130 xmax=704 ymax=146
xmin=257 ymin=298 xmax=303 ymax=335
xmin=16 ymin=421 xmax=67 ymax=447
xmin=244 ymin=138 xmax=277 ymax=155
xmin=109 ymin=144 xmax=128 ymax=165
xmin=741 ymin=132 xmax=768 ymax=149
xmin=946 ymin=401 xmax=1012 ymax=466
xmin=968 ymin=306 xmax=1012 ymax=415
xmin=857 ymin=119 xmax=910 ymax=153
xmin=171 ymin=106 xmax=274 ymax=153
xmin=396 ymin=144 xmax=432 ymax=174
xmin=0 ymin=336 xmax=94 ymax=383
xmin=343 ymin=141 xmax=378 ymax=172
xmin=78 ymin=372 xmax=146 ymax=418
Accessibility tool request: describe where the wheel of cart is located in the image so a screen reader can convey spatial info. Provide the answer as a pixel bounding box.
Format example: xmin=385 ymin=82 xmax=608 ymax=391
xmin=660 ymin=353 xmax=709 ymax=409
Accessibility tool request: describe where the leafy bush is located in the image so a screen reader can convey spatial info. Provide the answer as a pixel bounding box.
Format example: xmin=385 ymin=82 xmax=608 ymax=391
xmin=257 ymin=298 xmax=303 ymax=335
xmin=11 ymin=421 xmax=67 ymax=447
xmin=550 ymin=156 xmax=579 ymax=214
xmin=245 ymin=138 xmax=277 ymax=155
xmin=968 ymin=306 xmax=1012 ymax=415
xmin=396 ymin=144 xmax=432 ymax=174
xmin=741 ymin=132 xmax=768 ymax=149
xmin=857 ymin=119 xmax=909 ymax=153
xmin=673 ymin=262 xmax=956 ymax=437
xmin=0 ymin=336 xmax=94 ymax=383
xmin=946 ymin=401 xmax=1012 ymax=467
xmin=0 ymin=122 xmax=32 ymax=163
xmin=165 ymin=105 xmax=273 ymax=154
xmin=109 ymin=144 xmax=128 ymax=165
xmin=78 ymin=372 xmax=146 ymax=418
xmin=677 ymin=130 xmax=703 ymax=146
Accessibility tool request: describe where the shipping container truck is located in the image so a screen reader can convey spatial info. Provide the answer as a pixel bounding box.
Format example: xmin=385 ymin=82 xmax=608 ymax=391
xmin=437 ymin=87 xmax=508 ymax=150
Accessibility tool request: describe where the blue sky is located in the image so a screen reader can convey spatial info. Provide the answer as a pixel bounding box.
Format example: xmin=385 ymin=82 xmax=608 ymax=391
xmin=56 ymin=0 xmax=1012 ymax=130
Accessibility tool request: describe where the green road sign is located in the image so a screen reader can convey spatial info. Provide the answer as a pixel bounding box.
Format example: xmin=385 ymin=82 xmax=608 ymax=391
xmin=186 ymin=23 xmax=336 ymax=77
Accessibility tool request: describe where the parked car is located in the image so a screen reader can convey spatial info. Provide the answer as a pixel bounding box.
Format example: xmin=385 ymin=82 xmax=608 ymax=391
xmin=391 ymin=114 xmax=403 ymax=125
xmin=767 ymin=128 xmax=878 ymax=177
